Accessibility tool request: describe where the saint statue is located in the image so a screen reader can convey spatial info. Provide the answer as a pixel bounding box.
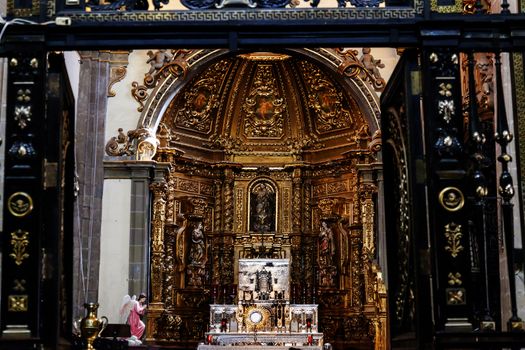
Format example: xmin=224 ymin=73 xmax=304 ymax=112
xmin=250 ymin=182 xmax=276 ymax=232
xmin=319 ymin=221 xmax=335 ymax=267
xmin=318 ymin=221 xmax=337 ymax=288
xmin=189 ymin=221 xmax=205 ymax=266
xmin=187 ymin=221 xmax=206 ymax=287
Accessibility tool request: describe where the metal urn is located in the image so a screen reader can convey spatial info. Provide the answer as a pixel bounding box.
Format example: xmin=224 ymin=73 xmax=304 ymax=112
xmin=80 ymin=302 xmax=108 ymax=350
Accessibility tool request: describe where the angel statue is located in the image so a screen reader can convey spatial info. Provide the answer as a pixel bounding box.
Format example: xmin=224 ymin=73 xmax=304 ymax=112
xmin=120 ymin=293 xmax=148 ymax=346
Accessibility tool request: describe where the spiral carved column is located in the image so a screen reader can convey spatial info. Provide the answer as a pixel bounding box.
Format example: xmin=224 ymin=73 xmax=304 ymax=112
xmin=291 ymin=168 xmax=303 ymax=291
xmin=292 ymin=168 xmax=303 ymax=233
xmin=223 ymin=168 xmax=235 ymax=233
xmin=212 ymin=180 xmax=223 ymax=286
xmin=222 ymin=168 xmax=235 ymax=286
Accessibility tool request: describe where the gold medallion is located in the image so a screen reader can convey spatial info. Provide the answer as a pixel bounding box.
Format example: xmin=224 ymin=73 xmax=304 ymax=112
xmin=7 ymin=192 xmax=33 ymax=217
xmin=438 ymin=187 xmax=464 ymax=212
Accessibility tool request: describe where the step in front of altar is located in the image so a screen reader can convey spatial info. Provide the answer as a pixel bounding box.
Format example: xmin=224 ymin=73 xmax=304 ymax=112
xmin=201 ymin=332 xmax=323 ymax=348
xmin=198 ymin=346 xmax=322 ymax=350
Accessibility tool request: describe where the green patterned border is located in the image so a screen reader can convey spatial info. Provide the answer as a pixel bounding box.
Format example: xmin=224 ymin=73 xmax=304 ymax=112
xmin=8 ymin=0 xmax=41 ymax=17
xmin=50 ymin=0 xmax=423 ymax=21
xmin=430 ymin=0 xmax=462 ymax=13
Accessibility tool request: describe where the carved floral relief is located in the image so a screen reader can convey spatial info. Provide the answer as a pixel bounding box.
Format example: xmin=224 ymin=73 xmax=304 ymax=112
xmin=327 ymin=180 xmax=348 ymax=194
xmin=242 ymin=64 xmax=286 ymax=138
xmin=173 ymin=60 xmax=231 ymax=134
xmin=299 ymin=60 xmax=362 ymax=134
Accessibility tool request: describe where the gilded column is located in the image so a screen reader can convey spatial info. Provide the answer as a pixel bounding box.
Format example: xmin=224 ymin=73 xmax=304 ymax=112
xmin=222 ymin=168 xmax=235 ymax=285
xmin=223 ymin=168 xmax=234 ymax=233
xmin=359 ymin=183 xmax=377 ymax=307
xmin=291 ymin=167 xmax=303 ymax=290
xmin=302 ymin=176 xmax=314 ymax=299
xmin=165 ymin=168 xmax=177 ymax=224
xmin=214 ymin=179 xmax=223 ymax=234
xmin=292 ymin=168 xmax=302 ymax=233
xmin=163 ymin=168 xmax=177 ymax=309
xmin=303 ymin=178 xmax=312 ymax=235
xmin=150 ymin=181 xmax=168 ymax=303
xmin=212 ymin=180 xmax=222 ymax=286
xmin=360 ymin=183 xmax=376 ymax=258
xmin=163 ymin=224 xmax=176 ymax=309
xmin=146 ymin=180 xmax=167 ymax=340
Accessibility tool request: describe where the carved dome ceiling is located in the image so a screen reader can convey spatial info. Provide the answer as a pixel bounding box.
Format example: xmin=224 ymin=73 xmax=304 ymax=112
xmin=160 ymin=51 xmax=372 ymax=165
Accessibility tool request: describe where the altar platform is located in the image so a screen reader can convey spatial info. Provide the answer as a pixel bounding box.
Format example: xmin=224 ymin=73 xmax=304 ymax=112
xmin=203 ymin=331 xmax=323 ymax=347
xmin=197 ymin=346 xmax=322 ymax=350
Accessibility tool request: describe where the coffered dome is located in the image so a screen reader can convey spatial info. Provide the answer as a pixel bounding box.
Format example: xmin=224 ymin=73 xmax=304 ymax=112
xmin=159 ymin=51 xmax=373 ymax=165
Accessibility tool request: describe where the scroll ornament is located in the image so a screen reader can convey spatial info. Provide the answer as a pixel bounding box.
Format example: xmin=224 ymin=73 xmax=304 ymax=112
xmin=105 ymin=127 xmax=159 ymax=160
xmin=336 ymin=47 xmax=386 ymax=92
xmin=131 ymin=49 xmax=190 ymax=112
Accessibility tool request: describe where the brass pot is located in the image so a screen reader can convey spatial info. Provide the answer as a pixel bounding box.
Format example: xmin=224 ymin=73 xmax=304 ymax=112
xmin=80 ymin=302 xmax=108 ymax=350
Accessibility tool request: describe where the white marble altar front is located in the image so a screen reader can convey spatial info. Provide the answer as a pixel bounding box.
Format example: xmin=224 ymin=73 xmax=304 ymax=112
xmin=200 ymin=259 xmax=323 ymax=349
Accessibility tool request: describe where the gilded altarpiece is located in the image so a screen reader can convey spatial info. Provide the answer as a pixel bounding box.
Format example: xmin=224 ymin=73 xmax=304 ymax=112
xmin=147 ymin=148 xmax=386 ymax=349
xmin=134 ymin=49 xmax=387 ymax=349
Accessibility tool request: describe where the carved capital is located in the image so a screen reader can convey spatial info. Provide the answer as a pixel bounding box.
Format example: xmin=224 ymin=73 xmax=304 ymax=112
xmin=359 ymin=183 xmax=377 ymax=200
xmin=150 ymin=181 xmax=168 ymax=198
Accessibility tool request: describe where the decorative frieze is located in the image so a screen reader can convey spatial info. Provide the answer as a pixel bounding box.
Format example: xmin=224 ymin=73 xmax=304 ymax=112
xmin=326 ymin=180 xmax=349 ymax=195
xmin=178 ymin=179 xmax=199 ymax=193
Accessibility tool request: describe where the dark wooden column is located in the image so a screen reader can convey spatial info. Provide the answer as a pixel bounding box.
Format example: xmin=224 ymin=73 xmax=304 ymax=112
xmin=422 ymin=48 xmax=474 ymax=332
xmin=0 ymin=50 xmax=70 ymax=349
xmin=0 ymin=50 xmax=45 ymax=344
